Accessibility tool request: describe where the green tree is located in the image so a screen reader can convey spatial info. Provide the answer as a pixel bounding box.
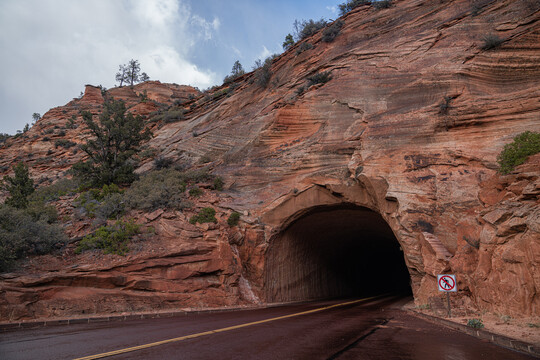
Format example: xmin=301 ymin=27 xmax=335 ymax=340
xmin=115 ymin=60 xmax=149 ymax=86
xmin=140 ymin=72 xmax=150 ymax=82
xmin=72 ymin=98 xmax=152 ymax=187
xmin=223 ymin=60 xmax=245 ymax=84
xmin=126 ymin=59 xmax=141 ymax=86
xmin=115 ymin=64 xmax=127 ymax=87
xmin=2 ymin=162 xmax=34 ymax=209
xmin=32 ymin=113 xmax=41 ymax=123
xmin=283 ymin=33 xmax=294 ymax=50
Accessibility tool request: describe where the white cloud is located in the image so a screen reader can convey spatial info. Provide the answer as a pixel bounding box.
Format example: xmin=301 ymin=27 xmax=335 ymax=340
xmin=191 ymin=15 xmax=221 ymax=41
xmin=256 ymin=46 xmax=272 ymax=61
xmin=0 ymin=0 xmax=219 ymax=133
xmin=326 ymin=6 xmax=338 ymax=15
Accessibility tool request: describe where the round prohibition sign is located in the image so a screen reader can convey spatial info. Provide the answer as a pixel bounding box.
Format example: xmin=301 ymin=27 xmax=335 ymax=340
xmin=439 ymin=275 xmax=455 ymax=291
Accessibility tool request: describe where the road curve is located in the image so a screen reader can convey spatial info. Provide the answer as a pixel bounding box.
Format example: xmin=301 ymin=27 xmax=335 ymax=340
xmin=0 ymin=296 xmax=534 ymax=360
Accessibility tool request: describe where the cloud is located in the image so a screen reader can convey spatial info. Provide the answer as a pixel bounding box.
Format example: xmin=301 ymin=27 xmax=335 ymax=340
xmin=256 ymin=46 xmax=272 ymax=61
xmin=191 ymin=15 xmax=220 ymax=41
xmin=326 ymin=6 xmax=338 ymax=15
xmin=0 ymin=0 xmax=218 ymax=133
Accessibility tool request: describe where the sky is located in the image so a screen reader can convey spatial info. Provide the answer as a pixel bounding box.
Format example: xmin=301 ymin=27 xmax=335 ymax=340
xmin=0 ymin=0 xmax=343 ymax=134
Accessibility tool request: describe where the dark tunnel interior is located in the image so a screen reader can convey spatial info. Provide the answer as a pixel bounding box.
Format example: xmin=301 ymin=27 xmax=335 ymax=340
xmin=265 ymin=204 xmax=412 ymax=302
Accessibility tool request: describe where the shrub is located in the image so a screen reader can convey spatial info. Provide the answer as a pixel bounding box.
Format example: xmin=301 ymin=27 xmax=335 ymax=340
xmin=125 ymin=169 xmax=189 ymax=211
xmin=253 ymin=56 xmax=276 ymax=88
xmin=163 ymin=110 xmax=185 ymax=123
xmin=139 ymin=147 xmax=157 ymax=160
xmin=438 ymin=96 xmax=453 ymax=115
xmin=189 ymin=187 xmax=203 ymax=197
xmin=180 ymin=168 xmax=214 ymax=183
xmin=467 ymin=318 xmax=484 ymax=329
xmin=307 ymin=71 xmax=333 ymax=86
xmin=295 ymin=42 xmax=314 ymax=55
xmin=0 ymin=205 xmax=66 ymax=271
xmin=153 ymin=156 xmax=173 ymax=170
xmin=152 ymin=109 xmax=186 ymax=123
xmin=497 ymin=131 xmax=540 ymax=174
xmin=25 ymin=200 xmax=59 ymax=224
xmin=75 ymin=184 xmax=123 ymax=218
xmin=30 ymin=178 xmax=79 ymax=202
xmin=0 ymin=133 xmax=11 ymax=145
xmin=95 ymin=193 xmax=125 ymax=220
xmin=373 ymin=0 xmax=393 ymax=9
xmin=54 ymin=139 xmax=76 ymax=149
xmin=227 ymin=211 xmax=241 ymax=227
xmin=199 ymin=154 xmax=212 ymax=164
xmin=294 ymin=19 xmax=328 ymax=41
xmin=481 ymin=34 xmax=503 ymax=50
xmin=189 ymin=207 xmax=217 ymax=224
xmin=213 ymin=176 xmax=224 ymax=191
xmin=75 ymin=220 xmax=140 ymax=255
xmin=322 ymin=20 xmax=344 ymax=42
xmin=338 ymin=0 xmax=369 ymax=15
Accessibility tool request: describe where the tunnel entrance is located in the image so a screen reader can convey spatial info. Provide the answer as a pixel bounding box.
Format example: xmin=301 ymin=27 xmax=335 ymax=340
xmin=265 ymin=204 xmax=411 ymax=302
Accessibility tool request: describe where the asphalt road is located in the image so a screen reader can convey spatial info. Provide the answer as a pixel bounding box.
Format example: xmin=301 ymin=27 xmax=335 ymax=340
xmin=0 ymin=296 xmax=534 ymax=360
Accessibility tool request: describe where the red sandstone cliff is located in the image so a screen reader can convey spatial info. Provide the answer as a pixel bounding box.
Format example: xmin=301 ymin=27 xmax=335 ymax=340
xmin=0 ymin=0 xmax=539 ymax=321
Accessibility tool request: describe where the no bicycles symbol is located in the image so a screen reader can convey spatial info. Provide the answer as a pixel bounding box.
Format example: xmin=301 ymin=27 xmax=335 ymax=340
xmin=438 ymin=275 xmax=457 ymax=292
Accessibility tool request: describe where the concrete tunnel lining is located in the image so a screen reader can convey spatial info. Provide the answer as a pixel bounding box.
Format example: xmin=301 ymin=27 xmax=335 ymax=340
xmin=265 ymin=204 xmax=412 ymax=302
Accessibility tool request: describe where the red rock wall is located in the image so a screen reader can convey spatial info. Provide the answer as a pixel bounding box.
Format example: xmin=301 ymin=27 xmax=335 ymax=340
xmin=1 ymin=0 xmax=539 ymax=320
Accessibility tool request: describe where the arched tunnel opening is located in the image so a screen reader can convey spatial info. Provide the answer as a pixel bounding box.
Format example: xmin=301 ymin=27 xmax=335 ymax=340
xmin=265 ymin=204 xmax=412 ymax=302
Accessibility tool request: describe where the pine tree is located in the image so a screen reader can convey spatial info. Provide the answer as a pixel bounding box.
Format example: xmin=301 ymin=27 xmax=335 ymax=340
xmin=283 ymin=34 xmax=294 ymax=50
xmin=2 ymin=162 xmax=34 ymax=209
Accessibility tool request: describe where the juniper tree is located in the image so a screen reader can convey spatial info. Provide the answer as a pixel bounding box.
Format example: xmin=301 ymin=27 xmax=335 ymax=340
xmin=1 ymin=162 xmax=34 ymax=209
xmin=72 ymin=99 xmax=152 ymax=187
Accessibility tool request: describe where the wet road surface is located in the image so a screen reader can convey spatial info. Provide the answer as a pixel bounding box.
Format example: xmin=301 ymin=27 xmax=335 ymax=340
xmin=0 ymin=296 xmax=534 ymax=359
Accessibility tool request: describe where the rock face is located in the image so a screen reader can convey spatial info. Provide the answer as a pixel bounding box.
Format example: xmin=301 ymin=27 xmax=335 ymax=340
xmin=1 ymin=0 xmax=539 ymax=321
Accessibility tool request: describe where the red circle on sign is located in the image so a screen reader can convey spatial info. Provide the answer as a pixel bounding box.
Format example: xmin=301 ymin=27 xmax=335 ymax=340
xmin=439 ymin=276 xmax=455 ymax=291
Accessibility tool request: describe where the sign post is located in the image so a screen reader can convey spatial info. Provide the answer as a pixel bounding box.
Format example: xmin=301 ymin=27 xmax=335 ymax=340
xmin=437 ymin=274 xmax=456 ymax=318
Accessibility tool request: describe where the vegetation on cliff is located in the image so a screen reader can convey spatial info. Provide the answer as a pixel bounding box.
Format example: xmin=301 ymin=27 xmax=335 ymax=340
xmin=1 ymin=162 xmax=34 ymax=209
xmin=72 ymin=98 xmax=152 ymax=188
xmin=497 ymin=131 xmax=540 ymax=174
xmin=0 ymin=163 xmax=66 ymax=271
xmin=75 ymin=219 xmax=140 ymax=255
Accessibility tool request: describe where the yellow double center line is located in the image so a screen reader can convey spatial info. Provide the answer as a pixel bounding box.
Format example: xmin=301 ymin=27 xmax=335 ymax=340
xmin=74 ymin=296 xmax=377 ymax=360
